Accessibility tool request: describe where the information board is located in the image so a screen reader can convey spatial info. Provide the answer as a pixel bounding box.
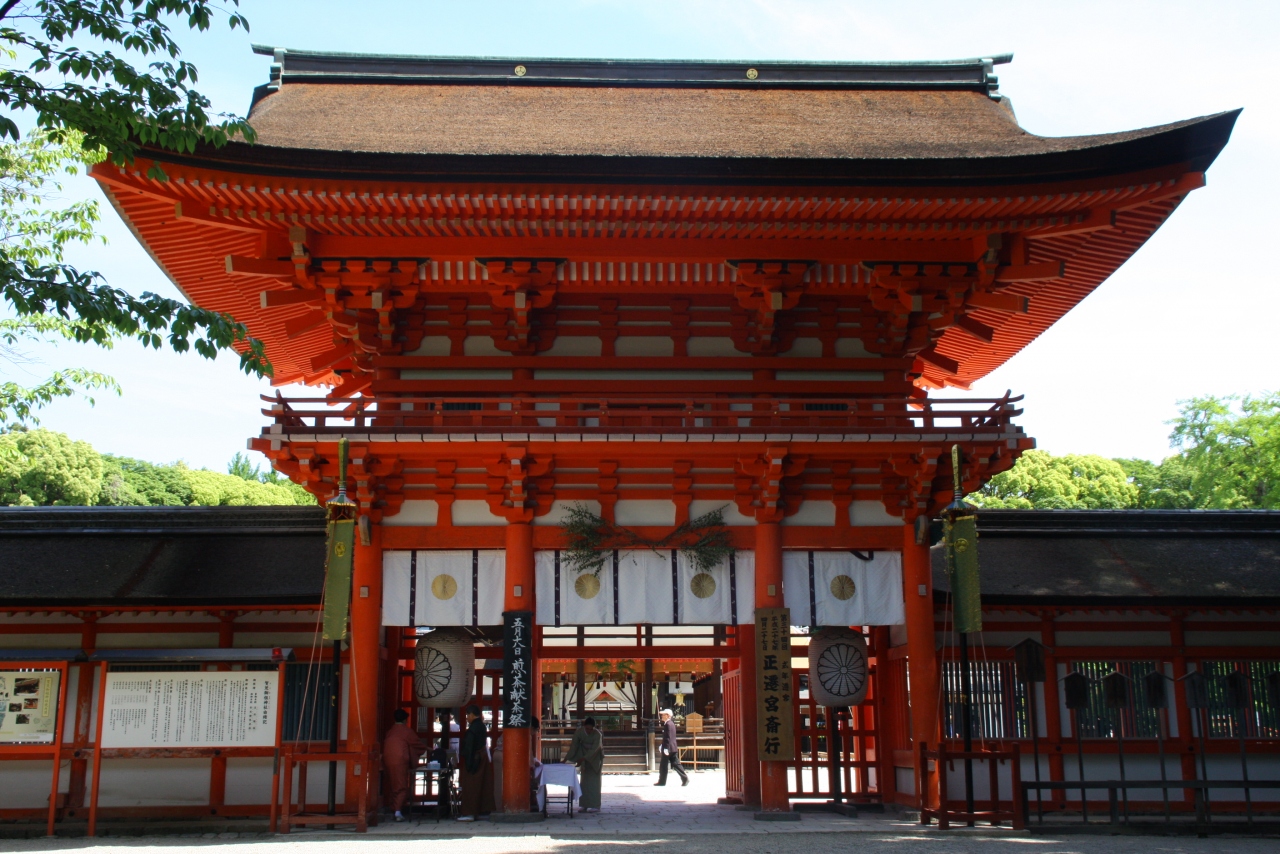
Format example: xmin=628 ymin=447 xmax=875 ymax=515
xmin=0 ymin=670 xmax=61 ymax=744
xmin=754 ymin=607 xmax=796 ymax=760
xmin=102 ymin=670 xmax=280 ymax=748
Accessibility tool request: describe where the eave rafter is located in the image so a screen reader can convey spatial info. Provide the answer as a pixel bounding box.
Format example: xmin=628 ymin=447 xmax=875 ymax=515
xmin=92 ymin=158 xmax=1206 ymax=388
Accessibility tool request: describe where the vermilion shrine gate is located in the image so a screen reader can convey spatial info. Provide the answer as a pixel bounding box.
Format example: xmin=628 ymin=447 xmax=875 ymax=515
xmin=83 ymin=49 xmax=1235 ymax=818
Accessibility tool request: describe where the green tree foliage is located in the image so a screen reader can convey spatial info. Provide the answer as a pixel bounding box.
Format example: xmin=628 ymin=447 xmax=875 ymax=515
xmin=1113 ymin=456 xmax=1196 ymax=509
xmin=970 ymin=394 xmax=1280 ymax=511
xmin=0 ymin=132 xmax=121 ymax=428
xmin=1168 ymin=393 xmax=1280 ymax=509
xmin=0 ymin=426 xmax=101 ymax=504
xmin=970 ymin=449 xmax=1138 ymax=509
xmin=99 ymin=453 xmax=191 ymax=505
xmin=0 ymin=1 xmax=268 ymax=428
xmin=2 ymin=428 xmax=315 ymax=506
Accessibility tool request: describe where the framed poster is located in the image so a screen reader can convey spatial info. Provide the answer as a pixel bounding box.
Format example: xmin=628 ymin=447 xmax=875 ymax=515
xmin=101 ymin=670 xmax=280 ymax=748
xmin=0 ymin=670 xmax=61 ymax=744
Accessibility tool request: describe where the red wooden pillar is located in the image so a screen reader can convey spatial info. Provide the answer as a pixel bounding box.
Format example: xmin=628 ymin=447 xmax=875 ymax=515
xmin=503 ymin=521 xmax=534 ymax=813
xmin=755 ymin=521 xmax=791 ymax=813
xmin=738 ymin=624 xmax=761 ymax=807
xmin=902 ymin=521 xmax=939 ymax=809
xmin=347 ymin=521 xmax=383 ymax=812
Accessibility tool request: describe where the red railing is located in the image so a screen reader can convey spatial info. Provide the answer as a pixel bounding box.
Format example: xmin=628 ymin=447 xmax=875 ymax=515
xmin=261 ymin=393 xmax=1023 ymax=437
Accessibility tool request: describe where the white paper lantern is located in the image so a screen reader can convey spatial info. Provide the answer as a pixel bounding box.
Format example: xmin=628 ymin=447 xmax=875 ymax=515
xmin=414 ymin=629 xmax=475 ymax=708
xmin=808 ymin=627 xmax=869 ymax=707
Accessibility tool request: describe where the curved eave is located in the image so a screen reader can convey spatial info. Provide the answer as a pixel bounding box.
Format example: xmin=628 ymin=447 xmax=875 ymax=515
xmin=142 ymin=110 xmax=1239 ymax=188
xmin=97 ymin=110 xmax=1237 ymax=388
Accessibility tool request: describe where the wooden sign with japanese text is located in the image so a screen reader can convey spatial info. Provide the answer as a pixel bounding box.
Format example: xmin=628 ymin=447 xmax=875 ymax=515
xmin=754 ymin=607 xmax=795 ymax=760
xmin=502 ymin=610 xmax=534 ymax=729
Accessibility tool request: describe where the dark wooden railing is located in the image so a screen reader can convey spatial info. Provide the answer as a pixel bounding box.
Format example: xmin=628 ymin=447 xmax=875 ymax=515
xmin=261 ymin=393 xmax=1023 ymax=437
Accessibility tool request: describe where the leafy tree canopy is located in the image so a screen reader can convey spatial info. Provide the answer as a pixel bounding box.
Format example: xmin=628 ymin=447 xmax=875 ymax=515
xmin=3 ymin=427 xmax=315 ymax=506
xmin=970 ymin=394 xmax=1280 ymax=511
xmin=1169 ymin=392 xmax=1280 ymax=509
xmin=0 ymin=426 xmax=101 ymax=504
xmin=971 ymin=449 xmax=1138 ymax=510
xmin=0 ymin=1 xmax=268 ymax=430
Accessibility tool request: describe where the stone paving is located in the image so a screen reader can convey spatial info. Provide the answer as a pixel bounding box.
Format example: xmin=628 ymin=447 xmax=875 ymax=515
xmin=4 ymin=771 xmax=1279 ymax=852
xmin=377 ymin=769 xmax=887 ymax=835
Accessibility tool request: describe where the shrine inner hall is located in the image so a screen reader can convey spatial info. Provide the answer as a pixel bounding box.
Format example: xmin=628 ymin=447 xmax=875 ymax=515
xmin=1 ymin=48 xmax=1245 ymax=829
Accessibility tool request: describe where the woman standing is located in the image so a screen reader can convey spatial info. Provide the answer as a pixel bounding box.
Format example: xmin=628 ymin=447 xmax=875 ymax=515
xmin=457 ymin=704 xmax=495 ymax=821
xmin=564 ymin=716 xmax=605 ymax=812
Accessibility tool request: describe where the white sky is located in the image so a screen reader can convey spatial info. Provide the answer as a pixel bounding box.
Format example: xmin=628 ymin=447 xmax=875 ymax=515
xmin=10 ymin=0 xmax=1278 ymax=471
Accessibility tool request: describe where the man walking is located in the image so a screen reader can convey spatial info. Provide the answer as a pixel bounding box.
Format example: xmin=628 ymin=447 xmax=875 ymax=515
xmin=654 ymin=708 xmax=689 ymax=787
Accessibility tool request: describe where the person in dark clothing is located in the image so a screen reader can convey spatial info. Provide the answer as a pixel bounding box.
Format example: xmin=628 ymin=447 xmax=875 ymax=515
xmin=654 ymin=708 xmax=689 ymax=787
xmin=457 ymin=704 xmax=496 ymax=821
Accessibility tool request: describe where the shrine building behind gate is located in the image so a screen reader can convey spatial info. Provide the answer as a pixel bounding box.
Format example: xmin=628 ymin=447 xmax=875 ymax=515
xmin=2 ymin=48 xmax=1242 ymax=822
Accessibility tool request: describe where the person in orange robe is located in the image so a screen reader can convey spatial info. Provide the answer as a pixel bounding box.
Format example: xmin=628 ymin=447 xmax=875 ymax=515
xmin=383 ymin=708 xmax=426 ymax=821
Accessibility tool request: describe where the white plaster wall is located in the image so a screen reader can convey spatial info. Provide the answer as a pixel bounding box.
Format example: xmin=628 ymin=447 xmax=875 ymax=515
xmin=777 ymin=370 xmax=884 ymax=382
xmin=615 ymin=336 xmax=674 ymax=357
xmin=463 ymin=335 xmax=505 ymax=356
xmin=224 ymin=757 xmax=274 ymax=805
xmin=782 ymin=500 xmax=836 ymax=526
xmin=383 ymin=500 xmax=438 ymax=526
xmin=0 ymin=634 xmax=81 ymax=649
xmin=400 ymin=369 xmax=511 ymax=380
xmin=542 ymin=336 xmax=602 ymax=357
xmin=850 ymin=501 xmax=900 ymax=527
xmin=451 ymin=500 xmax=506 ymax=526
xmin=688 ymin=500 xmax=754 ymax=526
xmin=98 ymin=758 xmax=210 ymax=806
xmin=896 ymin=766 xmax=916 ymax=797
xmin=835 ymin=338 xmax=873 ymax=357
xmin=687 ymin=337 xmax=743 ymax=357
xmin=233 ymin=633 xmax=321 ymax=649
xmin=613 ymin=500 xmax=675 ymax=526
xmin=403 ymin=336 xmax=451 ymax=356
xmin=1185 ymin=631 xmax=1280 ymax=647
xmin=0 ymin=760 xmax=71 ymax=808
xmin=1054 ymin=631 xmax=1170 ymax=647
xmin=779 ymin=337 xmax=822 ymax=357
xmin=535 ymin=500 xmax=601 ymax=525
xmin=94 ymin=632 xmax=220 ymax=649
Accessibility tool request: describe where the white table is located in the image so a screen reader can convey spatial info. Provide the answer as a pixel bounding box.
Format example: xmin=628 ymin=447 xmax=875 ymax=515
xmin=535 ymin=763 xmax=581 ymax=813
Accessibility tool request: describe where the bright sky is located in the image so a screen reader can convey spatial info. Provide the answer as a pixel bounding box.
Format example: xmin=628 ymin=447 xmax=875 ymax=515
xmin=13 ymin=0 xmax=1279 ymax=471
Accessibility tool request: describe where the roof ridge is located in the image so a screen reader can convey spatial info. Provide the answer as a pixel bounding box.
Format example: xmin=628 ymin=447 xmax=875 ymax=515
xmin=249 ymin=45 xmax=1012 ymax=96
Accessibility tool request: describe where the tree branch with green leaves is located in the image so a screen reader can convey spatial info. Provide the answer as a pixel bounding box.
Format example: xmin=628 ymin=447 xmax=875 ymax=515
xmin=0 ymin=1 xmax=269 ymax=429
xmin=560 ymin=503 xmax=734 ymax=576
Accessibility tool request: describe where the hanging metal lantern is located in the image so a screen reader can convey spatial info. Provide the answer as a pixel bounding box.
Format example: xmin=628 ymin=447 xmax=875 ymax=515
xmin=808 ymin=627 xmax=869 ymax=707
xmin=414 ymin=629 xmax=475 ymax=708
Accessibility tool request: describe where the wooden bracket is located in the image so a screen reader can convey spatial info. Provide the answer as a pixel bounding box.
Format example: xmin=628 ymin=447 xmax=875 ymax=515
xmin=481 ymin=258 xmax=562 ymax=355
xmin=729 ymin=260 xmax=812 ymax=354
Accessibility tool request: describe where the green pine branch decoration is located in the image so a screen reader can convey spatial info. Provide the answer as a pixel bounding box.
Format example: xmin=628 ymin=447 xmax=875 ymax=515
xmin=560 ymin=503 xmax=734 ymax=576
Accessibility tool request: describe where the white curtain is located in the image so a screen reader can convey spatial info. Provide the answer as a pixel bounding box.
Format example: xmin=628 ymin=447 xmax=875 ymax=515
xmin=616 ymin=549 xmax=675 ymax=625
xmin=534 ymin=549 xmax=754 ymax=625
xmin=782 ymin=550 xmax=904 ymax=626
xmin=381 ymin=550 xmax=507 ymax=626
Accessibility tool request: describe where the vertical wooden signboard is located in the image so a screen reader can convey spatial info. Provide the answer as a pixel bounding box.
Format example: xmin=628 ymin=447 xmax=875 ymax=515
xmin=503 ymin=611 xmax=534 ymax=729
xmin=755 ymin=607 xmax=795 ymax=760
